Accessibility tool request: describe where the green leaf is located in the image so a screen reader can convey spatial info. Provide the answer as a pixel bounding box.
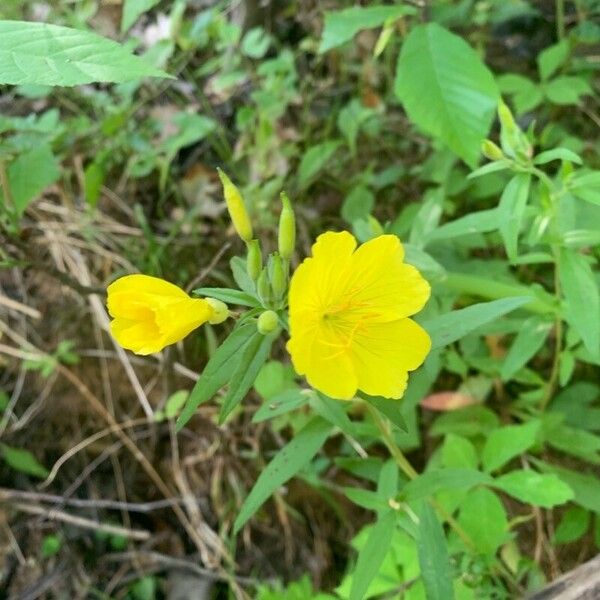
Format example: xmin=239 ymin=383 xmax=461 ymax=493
xmin=468 ymin=160 xmax=511 ymax=179
xmin=176 ymin=323 xmax=256 ymax=429
xmin=494 ymin=470 xmax=574 ymax=507
xmin=1 ymin=443 xmax=49 ymax=478
xmin=297 ymin=141 xmax=341 ymax=189
xmin=241 ymin=27 xmax=271 ymax=59
xmin=458 ymin=487 xmax=508 ymax=554
xmin=545 ymin=76 xmax=592 ymax=105
xmin=426 ymin=208 xmax=501 ymax=243
xmin=349 ymin=510 xmax=397 ymax=600
xmin=342 ymin=185 xmax=374 ymax=224
xmin=252 ymin=389 xmax=309 ymax=423
xmin=535 ymin=462 xmax=600 ymax=512
xmin=319 ymin=5 xmax=415 ymax=53
xmin=219 ymin=330 xmax=275 ymax=423
xmin=0 ymin=21 xmax=168 ymax=86
xmin=534 ymin=148 xmax=582 ymax=165
xmin=553 ymin=506 xmax=590 ymax=545
xmin=395 ymin=23 xmax=499 ymax=167
xmin=498 ymin=173 xmax=531 ymax=260
xmin=500 ymin=318 xmax=552 ymax=381
xmin=121 ymin=0 xmax=161 ymax=32
xmin=362 ymin=394 xmax=407 ymax=431
xmin=569 ymin=171 xmax=600 ymax=206
xmin=441 ymin=434 xmax=478 ymax=469
xmin=402 ymin=468 xmax=493 ymax=501
xmin=559 ymin=248 xmax=600 ymax=360
xmin=537 ymin=40 xmax=570 ymax=81
xmin=193 ymin=287 xmax=259 ymax=307
xmin=311 ymin=393 xmax=356 ymax=437
xmin=423 ymin=296 xmax=531 ymax=350
xmin=230 ymin=256 xmax=256 ymax=296
xmin=481 ymin=420 xmax=540 ymax=473
xmin=417 ymin=503 xmax=455 ymax=600
xmin=6 ymin=144 xmax=60 ymax=214
xmin=233 ymin=417 xmax=331 ymax=533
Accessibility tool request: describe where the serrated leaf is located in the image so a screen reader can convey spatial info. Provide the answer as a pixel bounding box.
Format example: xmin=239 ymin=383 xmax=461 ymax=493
xmin=319 ymin=5 xmax=414 ymax=53
xmin=219 ymin=330 xmax=275 ymax=423
xmin=494 ymin=470 xmax=574 ymax=507
xmin=499 ymin=173 xmax=531 ymax=260
xmin=193 ymin=287 xmax=259 ymax=307
xmin=417 ymin=502 xmax=455 ymax=600
xmin=423 ymin=296 xmax=531 ymax=350
xmin=349 ymin=509 xmax=397 ymax=600
xmin=559 ymin=248 xmax=600 ymax=360
xmin=176 ymin=323 xmax=256 ymax=429
xmin=395 ymin=23 xmax=499 ymax=167
xmin=481 ymin=420 xmax=540 ymax=473
xmin=501 ymin=318 xmax=552 ymax=381
xmin=233 ymin=417 xmax=331 ymax=533
xmin=1 ymin=443 xmax=49 ymax=478
xmin=0 ymin=20 xmax=168 ymax=86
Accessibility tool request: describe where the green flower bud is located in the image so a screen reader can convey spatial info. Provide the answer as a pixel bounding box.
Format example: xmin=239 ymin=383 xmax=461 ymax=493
xmin=481 ymin=140 xmax=504 ymax=161
xmin=205 ymin=298 xmax=229 ymax=324
xmin=498 ymin=101 xmax=517 ymax=133
xmin=257 ymin=310 xmax=279 ymax=335
xmin=268 ymin=252 xmax=286 ymax=300
xmin=278 ymin=192 xmax=296 ymax=260
xmin=257 ymin=269 xmax=272 ymax=306
xmin=246 ymin=239 xmax=262 ymax=281
xmin=217 ymin=168 xmax=253 ymax=243
xmin=368 ymin=215 xmax=384 ymax=237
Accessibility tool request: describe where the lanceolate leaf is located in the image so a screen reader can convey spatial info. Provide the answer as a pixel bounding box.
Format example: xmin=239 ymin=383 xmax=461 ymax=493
xmin=233 ymin=417 xmax=332 ymax=533
xmin=192 ymin=287 xmax=260 ymax=307
xmin=417 ymin=503 xmax=455 ymax=600
xmin=499 ymin=173 xmax=531 ymax=260
xmin=0 ymin=21 xmax=168 ymax=86
xmin=395 ymin=23 xmax=499 ymax=167
xmin=423 ymin=296 xmax=531 ymax=349
xmin=176 ymin=323 xmax=256 ymax=429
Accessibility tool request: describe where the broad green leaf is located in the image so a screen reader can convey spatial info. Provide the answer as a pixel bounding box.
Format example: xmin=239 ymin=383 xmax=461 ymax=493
xmin=500 ymin=317 xmax=552 ymax=381
xmin=559 ymin=248 xmax=600 ymax=360
xmin=342 ymin=185 xmax=374 ymax=224
xmin=498 ymin=73 xmax=543 ymax=114
xmin=252 ymin=389 xmax=309 ymax=423
xmin=537 ymin=40 xmax=570 ymax=81
xmin=319 ymin=5 xmax=415 ymax=53
xmin=362 ymin=394 xmax=407 ymax=431
xmin=233 ymin=417 xmax=331 ymax=533
xmin=121 ymin=0 xmax=161 ymax=32
xmin=548 ymin=423 xmax=600 ymax=464
xmin=219 ymin=330 xmax=275 ymax=423
xmin=499 ymin=173 xmax=531 ymax=260
xmin=545 ymin=76 xmax=592 ymax=105
xmin=417 ymin=503 xmax=455 ymax=600
xmin=0 ymin=21 xmax=168 ymax=86
xmin=423 ymin=296 xmax=531 ymax=350
xmin=426 ymin=208 xmax=501 ymax=243
xmin=481 ymin=420 xmax=540 ymax=473
xmin=494 ymin=470 xmax=573 ymax=507
xmin=165 ymin=390 xmax=188 ymax=419
xmin=395 ymin=23 xmax=499 ymax=167
xmin=349 ymin=509 xmax=397 ymax=600
xmin=241 ymin=27 xmax=272 ymax=59
xmin=297 ymin=141 xmax=341 ymax=189
xmin=192 ymin=287 xmax=259 ymax=307
xmin=534 ymin=148 xmax=582 ymax=165
xmin=458 ymin=487 xmax=508 ymax=554
xmin=176 ymin=323 xmax=256 ymax=429
xmin=553 ymin=506 xmax=590 ymax=545
xmin=1 ymin=444 xmax=49 ymax=478
xmin=5 ymin=144 xmax=60 ymax=214
xmin=441 ymin=434 xmax=478 ymax=469
xmin=402 ymin=468 xmax=492 ymax=501
xmin=253 ymin=361 xmax=295 ymax=400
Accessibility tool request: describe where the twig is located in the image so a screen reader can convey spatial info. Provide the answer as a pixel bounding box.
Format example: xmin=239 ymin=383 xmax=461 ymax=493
xmin=0 ymin=294 xmax=41 ymax=319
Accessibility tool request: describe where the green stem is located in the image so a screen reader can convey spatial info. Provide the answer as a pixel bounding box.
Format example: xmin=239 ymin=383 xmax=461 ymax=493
xmin=556 ymin=0 xmax=566 ymax=39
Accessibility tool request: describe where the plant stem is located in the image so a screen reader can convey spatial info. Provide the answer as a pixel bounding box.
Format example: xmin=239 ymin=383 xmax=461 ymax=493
xmin=556 ymin=0 xmax=566 ymax=39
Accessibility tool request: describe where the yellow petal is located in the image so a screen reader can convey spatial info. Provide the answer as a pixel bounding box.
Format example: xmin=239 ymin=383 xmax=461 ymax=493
xmin=107 ymin=274 xmax=188 ymax=300
xmin=342 ymin=235 xmax=430 ymax=321
xmin=350 ymin=318 xmax=431 ymax=399
xmin=155 ymin=298 xmax=213 ymax=347
xmin=110 ymin=318 xmax=165 ymax=355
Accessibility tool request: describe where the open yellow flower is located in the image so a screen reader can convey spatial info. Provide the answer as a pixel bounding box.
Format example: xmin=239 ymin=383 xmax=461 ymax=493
xmin=107 ymin=274 xmax=228 ymax=355
xmin=287 ymin=232 xmax=431 ymax=400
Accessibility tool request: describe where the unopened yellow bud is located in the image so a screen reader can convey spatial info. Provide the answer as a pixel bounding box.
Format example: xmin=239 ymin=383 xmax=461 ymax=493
xmin=278 ymin=192 xmax=296 ymax=260
xmin=481 ymin=140 xmax=504 ymax=161
xmin=217 ymin=168 xmax=253 ymax=243
xmin=246 ymin=239 xmax=262 ymax=281
xmin=257 ymin=310 xmax=278 ymax=335
xmin=205 ymin=298 xmax=229 ymax=324
xmin=268 ymin=253 xmax=286 ymax=300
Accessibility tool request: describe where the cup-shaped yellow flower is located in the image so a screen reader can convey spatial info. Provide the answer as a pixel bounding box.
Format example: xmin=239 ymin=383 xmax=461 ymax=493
xmin=107 ymin=274 xmax=228 ymax=355
xmin=287 ymin=231 xmax=431 ymax=400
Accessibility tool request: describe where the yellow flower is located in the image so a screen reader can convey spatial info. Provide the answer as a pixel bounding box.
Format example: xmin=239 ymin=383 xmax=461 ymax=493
xmin=286 ymin=231 xmax=431 ymax=400
xmin=107 ymin=274 xmax=228 ymax=355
